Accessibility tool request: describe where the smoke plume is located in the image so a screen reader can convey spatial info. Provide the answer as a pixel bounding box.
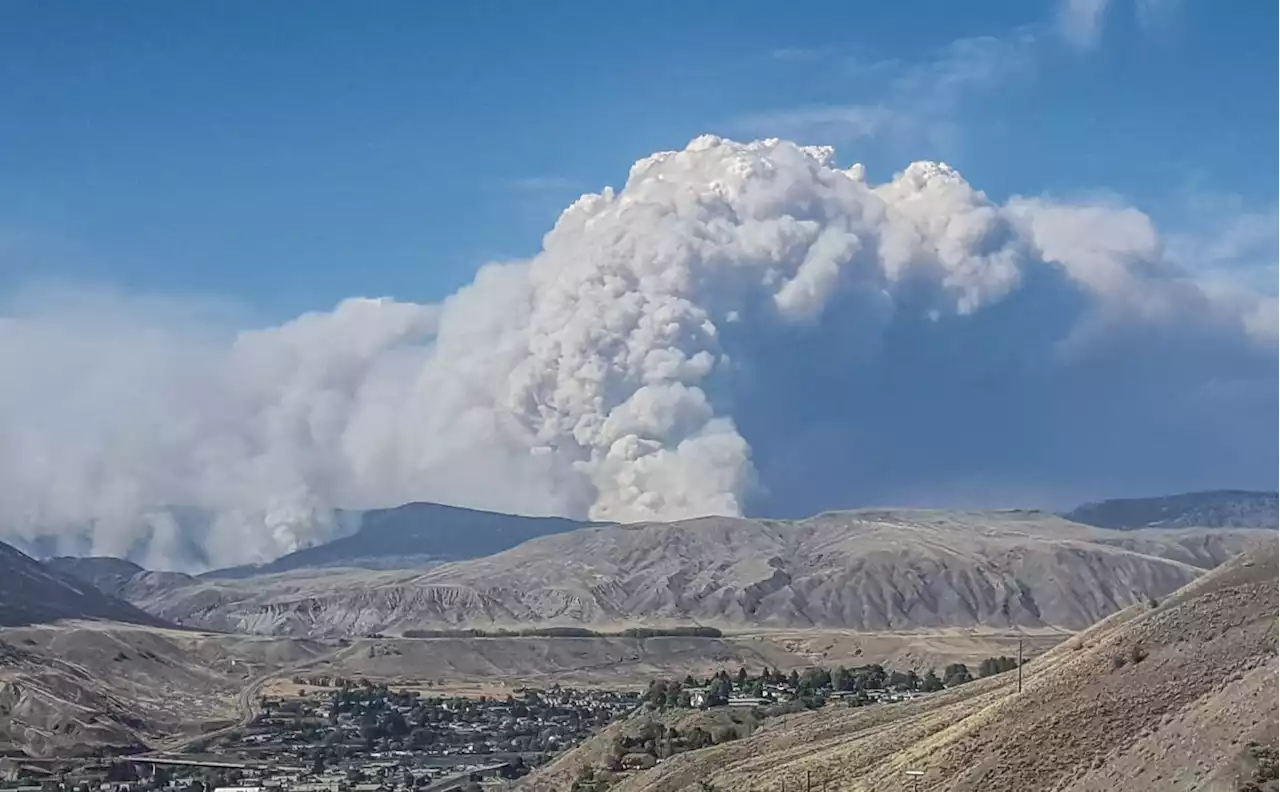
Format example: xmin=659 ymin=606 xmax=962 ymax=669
xmin=2 ymin=136 xmax=1274 ymax=569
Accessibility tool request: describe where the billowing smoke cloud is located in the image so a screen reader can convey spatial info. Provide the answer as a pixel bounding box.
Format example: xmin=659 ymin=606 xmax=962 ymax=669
xmin=2 ymin=136 xmax=1275 ymax=569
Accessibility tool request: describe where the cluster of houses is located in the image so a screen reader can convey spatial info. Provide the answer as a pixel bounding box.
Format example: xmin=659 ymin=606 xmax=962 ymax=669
xmin=0 ymin=755 xmax=517 ymax=792
xmin=684 ymin=684 xmax=928 ymax=708
xmin=663 ymin=663 xmax=963 ymax=713
xmin=208 ymin=682 xmax=639 ymax=788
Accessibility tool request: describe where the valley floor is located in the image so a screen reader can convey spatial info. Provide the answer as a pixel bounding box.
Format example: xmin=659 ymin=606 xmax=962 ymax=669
xmin=0 ymin=624 xmax=1065 ymax=757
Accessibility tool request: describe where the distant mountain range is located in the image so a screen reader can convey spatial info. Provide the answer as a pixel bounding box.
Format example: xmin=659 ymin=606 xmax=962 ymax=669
xmin=0 ymin=542 xmax=170 ymax=628
xmin=117 ymin=509 xmax=1275 ymax=637
xmin=42 ymin=555 xmax=147 ymax=600
xmin=1063 ymin=490 xmax=1278 ymax=530
xmin=14 ymin=489 xmax=1276 ymax=636
xmin=204 ymin=501 xmax=595 ymax=578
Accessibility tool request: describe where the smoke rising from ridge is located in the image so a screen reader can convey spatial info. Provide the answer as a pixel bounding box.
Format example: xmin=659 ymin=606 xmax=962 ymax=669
xmin=2 ymin=136 xmax=1275 ymax=570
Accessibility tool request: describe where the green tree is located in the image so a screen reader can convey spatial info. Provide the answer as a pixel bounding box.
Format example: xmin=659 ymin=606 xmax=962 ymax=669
xmin=706 ymin=677 xmax=732 ymax=706
xmin=921 ymin=669 xmax=944 ymax=692
xmin=943 ymin=663 xmax=973 ymax=687
xmin=978 ymin=656 xmax=1018 ymax=677
xmin=832 ymin=665 xmax=851 ymax=692
xmin=646 ymin=679 xmax=669 ymax=709
xmin=664 ymin=680 xmax=684 ymax=709
xmin=887 ymin=670 xmax=912 ymax=691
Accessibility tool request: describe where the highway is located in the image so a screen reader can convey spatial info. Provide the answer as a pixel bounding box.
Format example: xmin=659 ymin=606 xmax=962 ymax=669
xmin=154 ymin=647 xmax=345 ymax=755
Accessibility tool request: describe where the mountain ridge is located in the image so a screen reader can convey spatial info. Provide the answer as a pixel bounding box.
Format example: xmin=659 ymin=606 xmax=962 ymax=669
xmin=1063 ymin=489 xmax=1277 ymax=530
xmin=0 ymin=541 xmax=173 ymax=629
xmin=120 ymin=509 xmax=1274 ymax=638
xmin=203 ymin=501 xmax=595 ymax=578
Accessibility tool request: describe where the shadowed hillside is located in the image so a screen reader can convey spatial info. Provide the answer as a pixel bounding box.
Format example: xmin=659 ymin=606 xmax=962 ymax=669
xmin=205 ymin=502 xmax=594 ymax=577
xmin=43 ymin=556 xmax=146 ymax=600
xmin=0 ymin=541 xmax=171 ymax=629
xmin=1065 ymin=490 xmax=1278 ymax=530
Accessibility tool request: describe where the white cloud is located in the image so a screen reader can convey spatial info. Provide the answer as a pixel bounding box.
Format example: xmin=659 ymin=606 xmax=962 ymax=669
xmin=1164 ymin=197 xmax=1279 ymax=291
xmin=1057 ymin=0 xmax=1113 ymax=49
xmin=749 ymin=0 xmax=1185 ymax=152
xmin=1 ymin=136 xmax=1273 ymax=570
xmin=1057 ymin=0 xmax=1181 ymax=49
xmin=732 ymin=105 xmax=895 ymax=145
xmin=731 ymin=34 xmax=1034 ymax=151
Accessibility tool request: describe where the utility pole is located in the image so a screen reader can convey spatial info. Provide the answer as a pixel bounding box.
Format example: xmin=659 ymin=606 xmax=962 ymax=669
xmin=1017 ymin=638 xmax=1023 ymax=694
xmin=806 ymin=770 xmax=811 ymax=792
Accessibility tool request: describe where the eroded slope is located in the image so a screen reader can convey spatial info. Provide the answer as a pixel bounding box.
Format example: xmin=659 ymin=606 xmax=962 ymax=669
xmin=126 ymin=510 xmax=1272 ymax=637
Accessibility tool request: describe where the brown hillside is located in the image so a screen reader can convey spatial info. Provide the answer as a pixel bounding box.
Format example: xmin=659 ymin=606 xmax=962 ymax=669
xmin=518 ymin=540 xmax=1279 ymax=791
xmin=124 ymin=510 xmax=1272 ymax=637
xmin=0 ymin=622 xmax=324 ymax=757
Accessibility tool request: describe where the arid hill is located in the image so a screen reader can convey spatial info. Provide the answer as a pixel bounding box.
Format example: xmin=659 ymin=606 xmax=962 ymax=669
xmin=519 ymin=540 xmax=1279 ymax=791
xmin=0 ymin=622 xmax=326 ymax=756
xmin=0 ymin=541 xmax=171 ymax=629
xmin=121 ymin=510 xmax=1272 ymax=637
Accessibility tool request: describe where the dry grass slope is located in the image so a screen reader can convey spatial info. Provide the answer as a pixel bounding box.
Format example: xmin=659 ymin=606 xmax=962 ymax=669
xmin=518 ymin=540 xmax=1279 ymax=791
xmin=0 ymin=622 xmax=326 ymax=756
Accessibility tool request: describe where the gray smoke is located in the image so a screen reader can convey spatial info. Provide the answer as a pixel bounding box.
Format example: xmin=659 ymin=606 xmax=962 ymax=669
xmin=2 ymin=136 xmax=1274 ymax=570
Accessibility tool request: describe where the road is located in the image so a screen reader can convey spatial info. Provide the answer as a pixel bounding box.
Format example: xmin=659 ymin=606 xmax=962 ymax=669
xmin=154 ymin=647 xmax=344 ymax=754
xmin=421 ymin=762 xmax=511 ymax=791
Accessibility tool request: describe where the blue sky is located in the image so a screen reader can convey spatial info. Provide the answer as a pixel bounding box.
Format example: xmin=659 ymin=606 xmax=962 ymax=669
xmin=1 ymin=0 xmax=1274 ymax=321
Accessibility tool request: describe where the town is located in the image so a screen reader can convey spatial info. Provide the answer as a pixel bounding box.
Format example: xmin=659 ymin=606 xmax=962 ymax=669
xmin=0 ymin=657 xmax=1023 ymax=792
xmin=1 ymin=679 xmax=643 ymax=792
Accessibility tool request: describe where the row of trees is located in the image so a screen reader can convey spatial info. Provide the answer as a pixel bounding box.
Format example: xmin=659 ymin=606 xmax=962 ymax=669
xmin=648 ymin=655 xmax=1027 ymax=710
xmin=571 ymin=720 xmax=747 ymax=790
xmin=401 ymin=625 xmax=723 ymax=639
